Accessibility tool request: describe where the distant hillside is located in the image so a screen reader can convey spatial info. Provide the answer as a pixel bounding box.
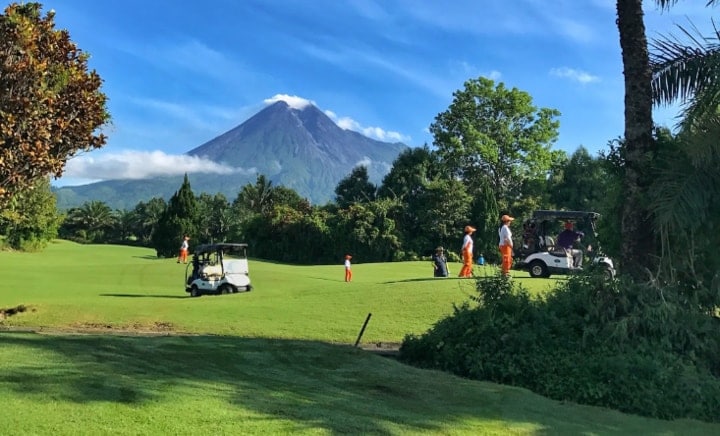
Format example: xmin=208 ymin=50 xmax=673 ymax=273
xmin=54 ymin=101 xmax=408 ymax=209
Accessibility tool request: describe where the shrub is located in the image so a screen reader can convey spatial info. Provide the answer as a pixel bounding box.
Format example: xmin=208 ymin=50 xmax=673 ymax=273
xmin=399 ymin=272 xmax=720 ymax=422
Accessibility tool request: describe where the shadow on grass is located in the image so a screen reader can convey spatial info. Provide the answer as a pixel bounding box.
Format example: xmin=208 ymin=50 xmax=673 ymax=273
xmin=99 ymin=293 xmax=189 ymax=299
xmin=0 ymin=332 xmax=698 ymax=435
xmin=383 ymin=277 xmax=476 ymax=284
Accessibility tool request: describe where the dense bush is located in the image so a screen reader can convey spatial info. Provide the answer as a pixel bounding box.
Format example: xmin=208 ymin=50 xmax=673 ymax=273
xmin=399 ymin=273 xmax=720 ymax=422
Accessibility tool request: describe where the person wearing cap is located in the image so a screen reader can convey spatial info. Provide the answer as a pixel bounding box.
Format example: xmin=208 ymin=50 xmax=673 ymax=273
xmin=344 ymin=254 xmax=353 ymax=282
xmin=432 ymin=246 xmax=449 ymax=277
xmin=458 ymin=225 xmax=476 ymax=278
xmin=557 ymin=221 xmax=585 ymax=268
xmin=177 ymin=235 xmax=190 ymax=264
xmin=498 ymin=215 xmax=514 ymax=276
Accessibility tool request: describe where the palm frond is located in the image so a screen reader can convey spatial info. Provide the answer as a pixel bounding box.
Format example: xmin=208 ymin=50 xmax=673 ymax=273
xmin=650 ymin=163 xmax=716 ymax=233
xmin=650 ymin=19 xmax=720 ymax=110
xmin=677 ymin=112 xmax=720 ymax=166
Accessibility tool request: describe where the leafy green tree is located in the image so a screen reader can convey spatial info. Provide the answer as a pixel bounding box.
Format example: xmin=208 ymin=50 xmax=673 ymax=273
xmin=548 ymin=147 xmax=610 ymax=211
xmin=0 ymin=2 xmax=108 ymax=205
xmin=429 ymin=77 xmax=562 ymax=211
xmin=405 ymin=178 xmax=472 ymax=258
xmin=196 ymin=193 xmax=230 ymax=244
xmin=377 ymin=145 xmax=440 ymax=200
xmin=152 ymin=174 xmax=199 ymax=257
xmin=0 ymin=177 xmax=61 ymax=250
xmin=334 ymin=165 xmax=376 ymax=208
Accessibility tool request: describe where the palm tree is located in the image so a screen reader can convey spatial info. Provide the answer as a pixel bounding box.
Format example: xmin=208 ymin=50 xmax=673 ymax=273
xmin=615 ymin=0 xmax=657 ymax=278
xmin=650 ymin=5 xmax=720 ymax=130
xmin=64 ymin=200 xmax=115 ymax=242
xmin=645 ymin=5 xmax=720 ymax=285
xmin=614 ymin=0 xmax=720 ymax=278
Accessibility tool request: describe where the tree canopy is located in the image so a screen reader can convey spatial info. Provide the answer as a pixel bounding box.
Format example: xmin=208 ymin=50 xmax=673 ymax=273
xmin=430 ymin=76 xmax=563 ymax=210
xmin=0 ymin=2 xmax=109 ymax=204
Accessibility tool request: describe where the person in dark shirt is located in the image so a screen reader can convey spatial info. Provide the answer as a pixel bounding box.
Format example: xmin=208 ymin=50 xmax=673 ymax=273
xmin=556 ymin=222 xmax=584 ymax=268
xmin=432 ymin=246 xmax=449 ymax=277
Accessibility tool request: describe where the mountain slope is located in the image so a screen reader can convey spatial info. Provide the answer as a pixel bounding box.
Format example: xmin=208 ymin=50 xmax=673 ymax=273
xmin=55 ymin=101 xmax=408 ymax=209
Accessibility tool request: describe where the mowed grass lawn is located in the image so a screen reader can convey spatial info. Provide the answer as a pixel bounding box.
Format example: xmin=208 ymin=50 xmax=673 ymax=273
xmin=0 ymin=240 xmax=717 ymax=435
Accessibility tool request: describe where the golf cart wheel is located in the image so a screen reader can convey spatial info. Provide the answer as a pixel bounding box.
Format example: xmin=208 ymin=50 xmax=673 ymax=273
xmin=190 ymin=285 xmax=201 ymax=298
xmin=219 ymin=284 xmax=233 ymax=295
xmin=245 ymin=284 xmax=253 ymax=292
xmin=529 ymin=260 xmax=549 ymax=278
xmin=603 ymin=267 xmax=615 ymax=280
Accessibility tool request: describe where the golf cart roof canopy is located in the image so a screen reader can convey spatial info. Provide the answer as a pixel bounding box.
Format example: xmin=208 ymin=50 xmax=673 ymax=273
xmin=531 ymin=210 xmax=600 ymax=222
xmin=193 ymin=243 xmax=248 ymax=255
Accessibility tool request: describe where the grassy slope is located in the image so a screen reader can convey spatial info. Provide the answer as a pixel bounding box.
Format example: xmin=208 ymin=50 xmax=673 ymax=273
xmin=0 ymin=241 xmax=717 ymax=434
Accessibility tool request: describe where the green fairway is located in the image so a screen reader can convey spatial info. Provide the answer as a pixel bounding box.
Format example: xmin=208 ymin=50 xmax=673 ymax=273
xmin=0 ymin=240 xmax=555 ymax=343
xmin=0 ymin=241 xmax=716 ymax=434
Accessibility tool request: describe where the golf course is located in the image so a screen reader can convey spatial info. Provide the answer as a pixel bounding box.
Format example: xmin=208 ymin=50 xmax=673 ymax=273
xmin=1 ymin=240 xmax=717 ymax=435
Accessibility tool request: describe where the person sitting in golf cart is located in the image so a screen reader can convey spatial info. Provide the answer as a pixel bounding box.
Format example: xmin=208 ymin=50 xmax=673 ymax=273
xmin=557 ymin=221 xmax=585 ymax=268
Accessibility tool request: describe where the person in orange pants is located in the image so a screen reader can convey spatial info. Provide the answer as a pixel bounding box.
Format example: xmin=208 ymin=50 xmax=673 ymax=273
xmin=498 ymin=215 xmax=515 ymax=276
xmin=458 ymin=225 xmax=476 ymax=278
xmin=344 ymin=254 xmax=352 ymax=282
xmin=177 ymin=235 xmax=190 ymax=264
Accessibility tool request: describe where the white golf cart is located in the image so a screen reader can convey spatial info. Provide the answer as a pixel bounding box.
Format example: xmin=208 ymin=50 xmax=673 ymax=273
xmin=185 ymin=243 xmax=252 ymax=297
xmin=513 ymin=210 xmax=615 ymax=279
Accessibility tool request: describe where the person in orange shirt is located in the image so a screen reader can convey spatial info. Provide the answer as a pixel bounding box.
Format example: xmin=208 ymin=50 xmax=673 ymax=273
xmin=344 ymin=254 xmax=352 ymax=282
xmin=498 ymin=215 xmax=514 ymax=276
xmin=458 ymin=225 xmax=476 ymax=278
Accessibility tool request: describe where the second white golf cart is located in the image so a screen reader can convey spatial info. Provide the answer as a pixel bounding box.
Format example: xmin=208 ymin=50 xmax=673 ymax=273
xmin=185 ymin=243 xmax=252 ymax=297
xmin=513 ymin=210 xmax=615 ymax=279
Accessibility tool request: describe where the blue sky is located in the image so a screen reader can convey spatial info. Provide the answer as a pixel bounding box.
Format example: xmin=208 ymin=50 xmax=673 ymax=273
xmin=43 ymin=0 xmax=714 ymax=186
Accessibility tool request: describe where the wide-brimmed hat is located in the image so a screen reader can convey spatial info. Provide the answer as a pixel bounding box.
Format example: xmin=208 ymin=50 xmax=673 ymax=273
xmin=464 ymin=225 xmax=476 ymax=233
xmin=345 ymin=254 xmax=352 ymax=260
xmin=501 ymin=215 xmax=515 ymax=223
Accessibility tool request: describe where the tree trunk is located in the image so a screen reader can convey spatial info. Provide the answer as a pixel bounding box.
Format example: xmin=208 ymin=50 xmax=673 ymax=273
xmin=616 ymin=0 xmax=657 ymax=278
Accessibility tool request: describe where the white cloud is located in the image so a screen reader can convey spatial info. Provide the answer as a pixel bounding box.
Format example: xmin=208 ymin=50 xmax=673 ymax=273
xmin=355 ymin=157 xmax=373 ymax=167
xmin=550 ymin=67 xmax=600 ymax=84
xmin=324 ymin=111 xmax=410 ymax=143
xmin=485 ymin=70 xmax=502 ymax=81
xmin=264 ymin=94 xmax=316 ymax=110
xmin=63 ymin=150 xmax=256 ymax=181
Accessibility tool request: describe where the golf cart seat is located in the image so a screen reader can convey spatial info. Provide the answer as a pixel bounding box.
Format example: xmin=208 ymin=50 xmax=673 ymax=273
xmin=538 ymin=236 xmax=555 ymax=251
xmin=548 ymin=246 xmax=570 ymax=257
xmin=201 ymin=264 xmax=223 ymax=279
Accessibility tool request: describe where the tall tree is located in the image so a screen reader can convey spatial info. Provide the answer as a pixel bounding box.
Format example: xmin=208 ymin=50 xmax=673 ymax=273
xmin=429 ymin=77 xmax=563 ymax=211
xmin=548 ymin=147 xmax=610 ymax=212
xmin=0 ymin=3 xmax=108 ymax=205
xmin=377 ymin=145 xmax=440 ymax=201
xmin=616 ymin=0 xmax=658 ymax=277
xmin=334 ymin=165 xmax=376 ymax=208
xmin=152 ymin=174 xmax=199 ymax=257
xmin=615 ymin=0 xmax=720 ymax=277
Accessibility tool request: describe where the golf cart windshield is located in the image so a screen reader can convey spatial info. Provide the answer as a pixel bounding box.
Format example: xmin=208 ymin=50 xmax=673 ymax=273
xmin=531 ymin=210 xmax=600 ymax=222
xmin=193 ymin=243 xmax=248 ymax=256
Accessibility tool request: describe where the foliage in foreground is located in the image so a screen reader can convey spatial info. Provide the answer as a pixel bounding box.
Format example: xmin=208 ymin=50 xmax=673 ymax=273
xmin=400 ymin=273 xmax=720 ymax=422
